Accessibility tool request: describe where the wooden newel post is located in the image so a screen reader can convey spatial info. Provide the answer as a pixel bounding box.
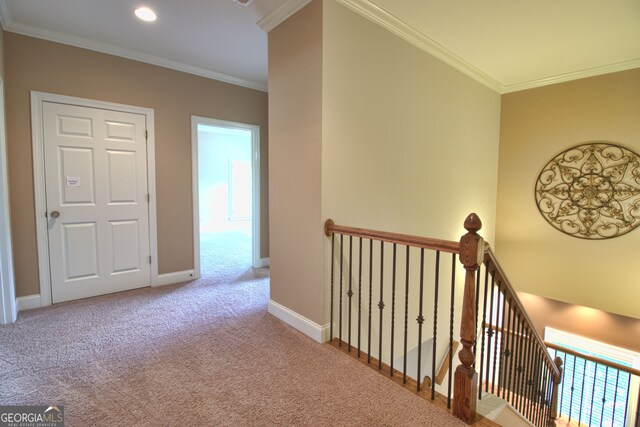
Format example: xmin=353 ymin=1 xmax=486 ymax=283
xmin=453 ymin=213 xmax=484 ymax=424
xmin=549 ymin=356 xmax=564 ymax=427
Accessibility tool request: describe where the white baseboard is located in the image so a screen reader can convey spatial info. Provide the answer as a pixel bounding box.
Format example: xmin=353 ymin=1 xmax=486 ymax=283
xmin=256 ymin=257 xmax=270 ymax=268
xmin=154 ymin=270 xmax=195 ymax=287
xmin=268 ymin=299 xmax=330 ymax=343
xmin=16 ymin=294 xmax=42 ymax=312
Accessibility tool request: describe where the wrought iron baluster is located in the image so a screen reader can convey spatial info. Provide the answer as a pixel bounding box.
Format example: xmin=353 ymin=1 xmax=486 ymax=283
xmin=502 ymin=298 xmax=512 ymax=400
xmin=478 ymin=265 xmax=490 ymax=400
xmin=612 ymin=369 xmax=620 ymax=426
xmin=390 ymin=243 xmax=397 ymax=377
xmin=522 ymin=327 xmax=533 ymax=421
xmin=519 ymin=327 xmax=530 ymax=413
xmin=485 ymin=272 xmax=496 ymax=393
xmin=378 ymin=241 xmax=384 ymax=370
xmin=416 ymin=248 xmax=425 ymax=392
xmin=600 ymin=366 xmax=609 ymax=427
xmin=622 ymin=373 xmax=631 ymax=426
xmin=368 ymin=239 xmax=373 ymax=364
xmin=559 ymin=350 xmax=566 ymax=415
xmin=569 ymin=354 xmax=577 ymax=422
xmin=473 ymin=262 xmax=481 ymax=364
xmin=539 ymin=364 xmax=548 ymax=426
xmin=348 ymin=236 xmax=353 ymax=352
xmin=545 ymin=370 xmax=553 ymax=423
xmin=339 ymin=234 xmax=344 ymax=347
xmin=431 ymin=250 xmax=440 ymax=401
xmin=578 ymin=358 xmax=587 ymax=426
xmin=357 ymin=237 xmax=362 ymax=358
xmin=589 ymin=362 xmax=598 ymax=427
xmin=524 ymin=331 xmax=535 ymax=419
xmin=448 ymin=253 xmax=456 ymax=408
xmin=496 ymin=287 xmax=507 ymax=398
xmin=330 ymin=233 xmax=335 ymax=341
xmin=513 ymin=313 xmax=523 ymax=409
xmin=491 ymin=283 xmax=502 ymax=396
xmin=403 ymin=246 xmax=410 ymax=384
xmin=534 ymin=349 xmax=543 ymax=427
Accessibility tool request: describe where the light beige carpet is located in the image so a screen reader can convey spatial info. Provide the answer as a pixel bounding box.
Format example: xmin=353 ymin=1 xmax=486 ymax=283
xmin=0 ymin=231 xmax=464 ymax=426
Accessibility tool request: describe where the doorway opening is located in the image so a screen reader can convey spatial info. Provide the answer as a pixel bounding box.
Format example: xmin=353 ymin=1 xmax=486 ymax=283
xmin=192 ymin=117 xmax=260 ymax=278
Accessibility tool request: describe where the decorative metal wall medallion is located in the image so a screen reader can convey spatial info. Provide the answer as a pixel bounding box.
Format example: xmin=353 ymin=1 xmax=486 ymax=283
xmin=535 ymin=142 xmax=640 ymax=239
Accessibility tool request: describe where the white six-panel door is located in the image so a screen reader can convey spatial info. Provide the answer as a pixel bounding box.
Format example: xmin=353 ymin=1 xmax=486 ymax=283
xmin=43 ymin=102 xmax=150 ymax=303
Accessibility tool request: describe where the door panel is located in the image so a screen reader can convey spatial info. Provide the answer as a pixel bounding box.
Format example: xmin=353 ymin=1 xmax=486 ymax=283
xmin=44 ymin=102 xmax=150 ymax=303
xmin=109 ymin=220 xmax=141 ymax=274
xmin=62 ymin=222 xmax=99 ymax=281
xmin=107 ymin=150 xmax=137 ymax=203
xmin=58 ymin=147 xmax=95 ymax=205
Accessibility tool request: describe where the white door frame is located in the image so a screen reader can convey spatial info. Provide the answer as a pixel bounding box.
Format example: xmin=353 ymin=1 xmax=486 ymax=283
xmin=0 ymin=78 xmax=17 ymax=324
xmin=191 ymin=116 xmax=261 ymax=277
xmin=31 ymin=91 xmax=159 ymax=307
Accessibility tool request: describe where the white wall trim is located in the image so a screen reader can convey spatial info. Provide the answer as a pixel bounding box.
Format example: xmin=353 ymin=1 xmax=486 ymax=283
xmin=156 ymin=270 xmax=195 ymax=287
xmin=336 ymin=0 xmax=640 ymax=95
xmin=268 ymin=299 xmax=330 ymax=343
xmin=502 ymin=58 xmax=640 ymax=93
xmin=0 ymin=77 xmax=17 ymax=324
xmin=191 ymin=116 xmax=262 ymax=275
xmin=16 ymin=295 xmax=41 ymax=312
xmin=30 ymin=91 xmax=159 ymax=306
xmin=335 ymin=0 xmax=504 ymax=93
xmin=257 ymin=257 xmax=270 ymax=268
xmin=0 ymin=19 xmax=267 ymax=93
xmin=257 ymin=0 xmax=312 ymax=33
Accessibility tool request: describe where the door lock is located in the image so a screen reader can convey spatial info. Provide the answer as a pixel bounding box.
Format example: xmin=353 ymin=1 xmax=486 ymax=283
xmin=50 ymin=211 xmax=60 ymax=219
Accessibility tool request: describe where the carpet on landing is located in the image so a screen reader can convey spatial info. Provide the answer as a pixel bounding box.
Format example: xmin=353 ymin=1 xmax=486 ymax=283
xmin=0 ymin=230 xmax=464 ymax=426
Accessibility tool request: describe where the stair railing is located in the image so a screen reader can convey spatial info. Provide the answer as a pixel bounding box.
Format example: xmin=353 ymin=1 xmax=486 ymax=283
xmin=324 ymin=213 xmax=562 ymax=426
xmin=477 ymin=248 xmax=563 ymax=426
xmin=545 ymin=341 xmax=640 ymax=427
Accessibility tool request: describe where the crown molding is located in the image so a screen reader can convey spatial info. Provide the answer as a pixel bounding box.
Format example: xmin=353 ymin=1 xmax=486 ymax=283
xmin=257 ymin=0 xmax=312 ymax=33
xmin=337 ymin=0 xmax=640 ymax=95
xmin=0 ymin=0 xmax=12 ymax=30
xmin=336 ymin=0 xmax=504 ymax=93
xmin=502 ymin=58 xmax=640 ymax=93
xmin=3 ymin=21 xmax=268 ymax=92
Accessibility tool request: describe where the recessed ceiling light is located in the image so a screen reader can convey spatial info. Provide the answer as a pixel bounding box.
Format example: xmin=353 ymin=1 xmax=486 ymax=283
xmin=135 ymin=7 xmax=157 ymax=22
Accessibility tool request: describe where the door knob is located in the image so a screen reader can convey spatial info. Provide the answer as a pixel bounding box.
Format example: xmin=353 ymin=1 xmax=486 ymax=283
xmin=50 ymin=211 xmax=60 ymax=219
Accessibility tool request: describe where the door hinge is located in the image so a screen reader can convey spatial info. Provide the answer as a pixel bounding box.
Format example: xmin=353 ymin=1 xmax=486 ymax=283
xmin=145 ymin=130 xmax=148 ymax=140
xmin=146 ymin=194 xmax=150 ymax=202
xmin=149 ymin=256 xmax=152 ymax=264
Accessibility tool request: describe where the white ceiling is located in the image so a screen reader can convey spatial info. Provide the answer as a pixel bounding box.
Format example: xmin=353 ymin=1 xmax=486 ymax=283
xmin=0 ymin=0 xmax=638 ymax=93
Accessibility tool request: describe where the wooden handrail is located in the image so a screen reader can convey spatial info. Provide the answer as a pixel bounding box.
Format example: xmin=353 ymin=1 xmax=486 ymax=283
xmin=545 ymin=341 xmax=640 ymax=377
xmin=324 ymin=220 xmax=461 ymax=254
xmin=324 ymin=214 xmax=567 ymax=425
xmin=483 ymin=248 xmax=562 ymax=383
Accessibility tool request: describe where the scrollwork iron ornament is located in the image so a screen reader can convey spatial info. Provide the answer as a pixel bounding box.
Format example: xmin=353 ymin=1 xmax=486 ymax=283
xmin=535 ymin=142 xmax=640 ymax=239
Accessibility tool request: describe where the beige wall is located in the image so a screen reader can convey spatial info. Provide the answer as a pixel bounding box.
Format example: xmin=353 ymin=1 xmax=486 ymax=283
xmin=322 ymin=1 xmax=501 ymax=327
xmin=496 ymin=69 xmax=640 ymax=319
xmin=520 ymin=292 xmax=640 ymax=353
xmin=268 ymin=1 xmax=324 ymax=323
xmin=322 ymin=1 xmax=501 ymax=246
xmin=5 ymin=33 xmax=269 ymax=297
xmin=267 ymin=0 xmax=501 ymax=327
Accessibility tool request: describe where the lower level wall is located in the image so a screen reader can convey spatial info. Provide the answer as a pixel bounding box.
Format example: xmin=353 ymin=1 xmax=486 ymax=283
xmin=519 ymin=292 xmax=640 ymax=353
